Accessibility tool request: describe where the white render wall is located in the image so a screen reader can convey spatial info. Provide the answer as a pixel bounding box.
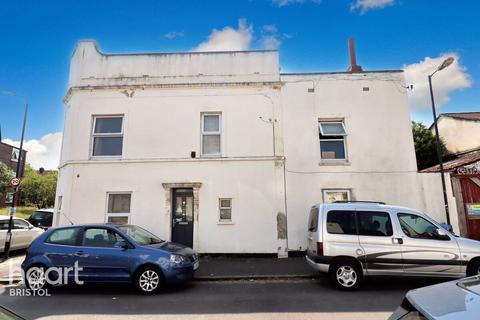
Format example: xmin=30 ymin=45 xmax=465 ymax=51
xmin=280 ymin=72 xmax=456 ymax=250
xmin=56 ymin=160 xmax=284 ymax=253
xmin=55 ymin=40 xmax=458 ymax=254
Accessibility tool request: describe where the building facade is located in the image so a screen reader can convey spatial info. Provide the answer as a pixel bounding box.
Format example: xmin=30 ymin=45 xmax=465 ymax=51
xmin=54 ymin=40 xmax=456 ymax=254
xmin=0 ymin=142 xmax=26 ymax=207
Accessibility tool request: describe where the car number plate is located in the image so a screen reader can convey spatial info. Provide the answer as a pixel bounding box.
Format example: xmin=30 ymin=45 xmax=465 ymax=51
xmin=193 ymin=261 xmax=199 ymax=270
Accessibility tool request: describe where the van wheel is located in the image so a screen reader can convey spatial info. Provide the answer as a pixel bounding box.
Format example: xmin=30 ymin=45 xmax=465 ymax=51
xmin=25 ymin=265 xmax=50 ymax=290
xmin=329 ymin=260 xmax=363 ymax=290
xmin=134 ymin=266 xmax=164 ymax=294
xmin=466 ymin=259 xmax=480 ymax=277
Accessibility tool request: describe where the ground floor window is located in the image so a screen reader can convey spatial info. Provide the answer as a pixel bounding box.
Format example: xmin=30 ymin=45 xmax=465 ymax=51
xmin=219 ymin=198 xmax=232 ymax=222
xmin=323 ymin=189 xmax=351 ymax=203
xmin=106 ymin=192 xmax=131 ymax=224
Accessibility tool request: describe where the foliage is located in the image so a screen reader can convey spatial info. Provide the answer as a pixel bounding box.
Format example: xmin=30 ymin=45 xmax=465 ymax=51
xmin=0 ymin=162 xmax=15 ymax=199
xmin=19 ymin=165 xmax=58 ymax=208
xmin=0 ymin=206 xmax=36 ymax=219
xmin=412 ymin=121 xmax=448 ymax=170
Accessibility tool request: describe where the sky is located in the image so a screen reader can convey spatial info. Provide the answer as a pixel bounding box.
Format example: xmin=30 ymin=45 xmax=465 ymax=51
xmin=0 ymin=0 xmax=478 ymax=169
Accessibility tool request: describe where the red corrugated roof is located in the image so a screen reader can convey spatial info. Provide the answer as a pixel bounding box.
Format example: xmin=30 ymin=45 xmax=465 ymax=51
xmin=421 ymin=149 xmax=480 ymax=172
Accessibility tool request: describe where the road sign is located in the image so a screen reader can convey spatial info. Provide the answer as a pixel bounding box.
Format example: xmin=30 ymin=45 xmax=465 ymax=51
xmin=10 ymin=178 xmax=21 ymax=187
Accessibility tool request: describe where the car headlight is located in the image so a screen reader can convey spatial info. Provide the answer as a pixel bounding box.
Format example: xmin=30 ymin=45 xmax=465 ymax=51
xmin=170 ymin=254 xmax=187 ymax=264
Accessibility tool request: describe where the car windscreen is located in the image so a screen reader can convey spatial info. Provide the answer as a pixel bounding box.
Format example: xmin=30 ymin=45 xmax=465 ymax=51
xmin=30 ymin=211 xmax=51 ymax=220
xmin=117 ymin=225 xmax=164 ymax=245
xmin=458 ymin=277 xmax=480 ymax=296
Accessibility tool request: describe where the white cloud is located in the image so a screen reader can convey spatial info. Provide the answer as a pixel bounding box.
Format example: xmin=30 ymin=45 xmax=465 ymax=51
xmin=273 ymin=0 xmax=321 ymax=7
xmin=194 ymin=20 xmax=288 ymax=52
xmin=164 ymin=31 xmax=184 ymax=40
xmin=193 ymin=19 xmax=253 ymax=52
xmin=261 ymin=35 xmax=282 ymax=50
xmin=260 ymin=24 xmax=282 ymax=50
xmin=404 ymin=53 xmax=472 ymax=110
xmin=2 ymin=132 xmax=62 ymax=170
xmin=350 ymin=0 xmax=395 ymax=14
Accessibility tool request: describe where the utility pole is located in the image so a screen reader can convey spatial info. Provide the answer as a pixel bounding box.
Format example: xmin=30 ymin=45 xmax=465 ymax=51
xmin=2 ymin=102 xmax=28 ymax=261
xmin=428 ymin=57 xmax=455 ymax=226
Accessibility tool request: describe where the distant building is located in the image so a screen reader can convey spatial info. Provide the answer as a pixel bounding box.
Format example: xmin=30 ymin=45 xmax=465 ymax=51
xmin=423 ymin=112 xmax=480 ymax=240
xmin=0 ymin=141 xmax=27 ymax=207
xmin=433 ymin=112 xmax=480 ymax=154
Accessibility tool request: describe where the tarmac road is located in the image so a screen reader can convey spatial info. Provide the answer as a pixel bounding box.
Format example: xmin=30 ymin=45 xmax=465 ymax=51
xmin=0 ymin=276 xmax=448 ymax=320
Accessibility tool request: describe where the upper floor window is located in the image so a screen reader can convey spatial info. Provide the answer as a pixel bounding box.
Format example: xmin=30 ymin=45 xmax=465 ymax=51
xmin=319 ymin=121 xmax=347 ymax=160
xmin=11 ymin=148 xmax=20 ymax=162
xmin=92 ymin=116 xmax=123 ymax=157
xmin=201 ymin=113 xmax=221 ymax=156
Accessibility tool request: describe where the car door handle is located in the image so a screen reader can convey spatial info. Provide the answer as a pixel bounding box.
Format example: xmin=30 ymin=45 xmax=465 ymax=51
xmin=74 ymin=251 xmax=88 ymax=257
xmin=392 ymin=238 xmax=403 ymax=244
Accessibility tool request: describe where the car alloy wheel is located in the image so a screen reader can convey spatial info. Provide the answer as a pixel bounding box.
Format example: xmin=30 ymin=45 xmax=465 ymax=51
xmin=26 ymin=267 xmax=47 ymax=290
xmin=336 ymin=265 xmax=357 ymax=288
xmin=139 ymin=270 xmax=160 ymax=293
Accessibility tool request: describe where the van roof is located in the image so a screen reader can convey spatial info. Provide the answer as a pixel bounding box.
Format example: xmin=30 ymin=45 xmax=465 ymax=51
xmin=313 ymin=202 xmax=423 ymax=214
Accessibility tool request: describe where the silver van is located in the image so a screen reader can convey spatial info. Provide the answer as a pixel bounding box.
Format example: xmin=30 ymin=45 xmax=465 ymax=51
xmin=306 ymin=201 xmax=480 ymax=290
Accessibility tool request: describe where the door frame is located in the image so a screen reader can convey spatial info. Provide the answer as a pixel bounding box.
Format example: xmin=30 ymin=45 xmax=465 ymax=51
xmin=171 ymin=188 xmax=194 ymax=248
xmin=162 ymin=183 xmax=202 ymax=250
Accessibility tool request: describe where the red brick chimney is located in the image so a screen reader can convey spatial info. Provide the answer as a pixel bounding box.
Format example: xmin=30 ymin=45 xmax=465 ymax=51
xmin=347 ymin=38 xmax=363 ymax=73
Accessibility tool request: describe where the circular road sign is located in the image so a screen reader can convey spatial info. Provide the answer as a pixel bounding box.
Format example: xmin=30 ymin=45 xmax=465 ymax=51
xmin=10 ymin=178 xmax=21 ymax=187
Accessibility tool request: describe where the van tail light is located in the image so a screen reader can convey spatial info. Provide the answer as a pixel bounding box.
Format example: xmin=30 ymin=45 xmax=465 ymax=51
xmin=316 ymin=242 xmax=324 ymax=256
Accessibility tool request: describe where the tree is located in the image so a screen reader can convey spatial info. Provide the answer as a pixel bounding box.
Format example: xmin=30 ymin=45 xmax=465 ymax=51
xmin=19 ymin=165 xmax=57 ymax=208
xmin=412 ymin=121 xmax=448 ymax=170
xmin=0 ymin=162 xmax=15 ymax=199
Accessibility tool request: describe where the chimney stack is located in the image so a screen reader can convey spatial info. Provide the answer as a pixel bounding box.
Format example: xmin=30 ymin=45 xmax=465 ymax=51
xmin=347 ymin=38 xmax=363 ymax=73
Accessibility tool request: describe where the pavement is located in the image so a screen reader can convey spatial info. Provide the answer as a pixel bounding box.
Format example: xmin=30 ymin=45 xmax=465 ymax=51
xmin=0 ymin=253 xmax=24 ymax=283
xmin=0 ymin=253 xmax=316 ymax=283
xmin=194 ymin=255 xmax=316 ymax=280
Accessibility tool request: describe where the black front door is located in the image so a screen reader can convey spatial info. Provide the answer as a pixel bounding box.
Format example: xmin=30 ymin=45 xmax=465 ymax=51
xmin=171 ymin=188 xmax=194 ymax=248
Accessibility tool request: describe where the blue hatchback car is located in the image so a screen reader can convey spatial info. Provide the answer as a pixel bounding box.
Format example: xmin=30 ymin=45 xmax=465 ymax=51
xmin=21 ymin=224 xmax=199 ymax=294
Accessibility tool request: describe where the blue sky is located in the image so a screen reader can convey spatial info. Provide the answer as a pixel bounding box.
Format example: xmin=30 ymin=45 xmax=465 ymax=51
xmin=0 ymin=0 xmax=478 ymax=168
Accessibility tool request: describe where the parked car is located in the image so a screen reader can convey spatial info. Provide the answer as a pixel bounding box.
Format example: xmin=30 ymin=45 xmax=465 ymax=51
xmin=389 ymin=275 xmax=480 ymax=320
xmin=21 ymin=224 xmax=199 ymax=294
xmin=306 ymin=201 xmax=480 ymax=290
xmin=0 ymin=216 xmax=44 ymax=252
xmin=27 ymin=209 xmax=54 ymax=230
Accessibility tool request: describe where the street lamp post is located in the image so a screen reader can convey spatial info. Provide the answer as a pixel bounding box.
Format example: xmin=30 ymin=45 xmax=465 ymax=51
xmin=1 ymin=91 xmax=28 ymax=261
xmin=428 ymin=57 xmax=454 ymax=226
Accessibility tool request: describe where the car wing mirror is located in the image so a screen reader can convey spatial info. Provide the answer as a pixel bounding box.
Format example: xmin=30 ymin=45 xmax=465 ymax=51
xmin=435 ymin=228 xmax=450 ymax=240
xmin=114 ymin=240 xmax=129 ymax=249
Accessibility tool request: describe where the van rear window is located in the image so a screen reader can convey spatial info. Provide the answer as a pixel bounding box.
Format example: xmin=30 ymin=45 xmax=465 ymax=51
xmin=308 ymin=208 xmax=319 ymax=232
xmin=327 ymin=210 xmax=357 ymax=235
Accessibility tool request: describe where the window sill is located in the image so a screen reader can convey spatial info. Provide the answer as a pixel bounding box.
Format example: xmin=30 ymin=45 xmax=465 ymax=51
xmin=217 ymin=221 xmax=234 ymax=225
xmin=90 ymin=156 xmax=123 ymax=160
xmin=319 ymin=160 xmax=350 ymax=166
xmin=200 ymin=154 xmax=222 ymax=158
